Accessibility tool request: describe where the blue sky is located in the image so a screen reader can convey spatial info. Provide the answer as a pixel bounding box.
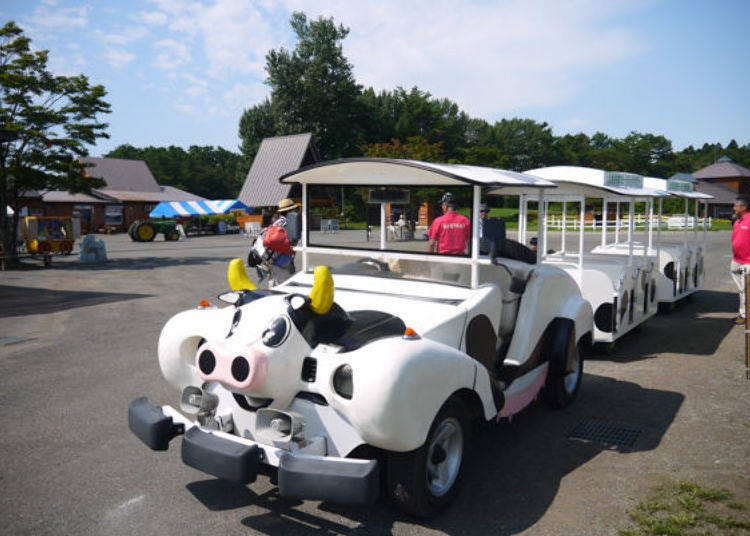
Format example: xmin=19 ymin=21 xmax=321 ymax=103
xmin=2 ymin=0 xmax=748 ymax=157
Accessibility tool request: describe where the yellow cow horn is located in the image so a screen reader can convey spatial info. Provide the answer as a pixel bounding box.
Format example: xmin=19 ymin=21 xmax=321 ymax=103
xmin=309 ymin=265 xmax=334 ymax=314
xmin=227 ymin=258 xmax=257 ymax=291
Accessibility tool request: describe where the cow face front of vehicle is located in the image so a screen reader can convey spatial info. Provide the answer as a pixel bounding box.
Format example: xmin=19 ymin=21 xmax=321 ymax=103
xmin=195 ymin=262 xmax=350 ymax=407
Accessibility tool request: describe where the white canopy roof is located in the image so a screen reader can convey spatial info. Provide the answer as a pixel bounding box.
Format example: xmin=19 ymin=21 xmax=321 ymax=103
xmin=524 ymin=166 xmax=668 ymax=199
xmin=280 ymin=158 xmax=557 ymax=192
xmin=643 ymin=176 xmax=712 ymax=200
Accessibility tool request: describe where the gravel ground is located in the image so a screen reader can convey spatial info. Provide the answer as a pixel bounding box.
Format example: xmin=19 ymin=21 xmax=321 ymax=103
xmin=0 ymin=230 xmax=747 ymax=536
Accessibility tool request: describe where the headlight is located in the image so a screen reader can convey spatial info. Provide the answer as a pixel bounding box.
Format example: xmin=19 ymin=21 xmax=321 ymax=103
xmin=333 ymin=364 xmax=353 ymax=399
xmin=262 ymin=315 xmax=290 ymax=347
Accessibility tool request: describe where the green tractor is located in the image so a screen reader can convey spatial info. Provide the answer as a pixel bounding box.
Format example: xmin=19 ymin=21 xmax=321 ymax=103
xmin=128 ymin=219 xmax=180 ymax=242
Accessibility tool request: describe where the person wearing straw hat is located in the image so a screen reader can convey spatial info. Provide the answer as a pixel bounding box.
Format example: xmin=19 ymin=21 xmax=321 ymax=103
xmin=276 ymin=198 xmax=301 ymax=245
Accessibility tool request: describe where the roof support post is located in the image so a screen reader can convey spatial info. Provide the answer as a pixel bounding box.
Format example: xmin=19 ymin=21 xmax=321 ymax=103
xmin=683 ymin=198 xmax=689 ymax=249
xmin=561 ymin=200 xmax=567 ymax=253
xmin=602 ymin=199 xmax=608 ymax=247
xmin=537 ymin=189 xmax=545 ymax=264
xmin=656 ymin=197 xmax=662 ymax=271
xmin=628 ymin=200 xmax=635 ymax=265
xmin=578 ymin=195 xmax=585 ymax=280
xmin=471 ymin=185 xmax=481 ymax=289
xmin=301 ymin=183 xmax=308 ymax=272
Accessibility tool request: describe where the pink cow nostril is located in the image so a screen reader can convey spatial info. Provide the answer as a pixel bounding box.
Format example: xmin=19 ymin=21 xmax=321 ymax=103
xmin=198 ymin=349 xmax=216 ymax=375
xmin=231 ymin=356 xmax=250 ymax=382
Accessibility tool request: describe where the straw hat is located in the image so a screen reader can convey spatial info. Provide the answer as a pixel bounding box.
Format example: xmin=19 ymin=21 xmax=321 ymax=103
xmin=277 ymin=198 xmax=299 ymax=213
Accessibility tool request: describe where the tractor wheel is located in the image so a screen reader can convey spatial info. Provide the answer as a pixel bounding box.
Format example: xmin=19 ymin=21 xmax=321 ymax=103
xmin=166 ymin=229 xmax=180 ymax=241
xmin=61 ymin=240 xmax=74 ymax=255
xmin=386 ymin=397 xmax=468 ymax=518
xmin=543 ymin=324 xmax=583 ymax=409
xmin=128 ymin=221 xmax=139 ymax=240
xmin=37 ymin=241 xmax=51 ymax=254
xmin=136 ymin=222 xmax=156 ymax=242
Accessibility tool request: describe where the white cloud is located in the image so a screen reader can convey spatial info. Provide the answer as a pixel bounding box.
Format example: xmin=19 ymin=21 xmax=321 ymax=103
xmin=272 ymin=0 xmax=646 ymax=118
xmin=138 ymin=11 xmax=169 ymax=26
xmin=105 ymin=49 xmax=137 ymax=69
xmin=153 ymin=38 xmax=193 ymax=71
xmin=27 ymin=4 xmax=89 ymax=29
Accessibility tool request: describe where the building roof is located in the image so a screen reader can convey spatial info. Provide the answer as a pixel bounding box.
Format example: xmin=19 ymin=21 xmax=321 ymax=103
xmin=693 ymin=157 xmax=750 ymax=180
xmin=80 ymin=156 xmax=161 ymax=192
xmin=40 ymin=190 xmax=113 ymax=204
xmin=694 ymin=179 xmax=738 ymax=205
xmin=238 ymin=133 xmax=319 ymax=207
xmin=97 ymin=186 xmax=206 ymax=203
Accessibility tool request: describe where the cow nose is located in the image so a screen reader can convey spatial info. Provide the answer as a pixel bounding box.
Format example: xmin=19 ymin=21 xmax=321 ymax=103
xmin=198 ymin=349 xmax=216 ymax=375
xmin=231 ymin=356 xmax=250 ymax=382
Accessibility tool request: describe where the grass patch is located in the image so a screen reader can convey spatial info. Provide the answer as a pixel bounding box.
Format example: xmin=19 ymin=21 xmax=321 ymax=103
xmin=620 ymin=481 xmax=750 ymax=535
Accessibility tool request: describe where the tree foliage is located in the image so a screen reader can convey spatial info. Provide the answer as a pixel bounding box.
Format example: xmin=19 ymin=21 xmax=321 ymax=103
xmin=0 ymin=21 xmax=110 ymax=255
xmin=237 ymin=11 xmax=750 ymax=188
xmin=105 ymin=144 xmax=245 ymax=200
xmin=238 ymin=12 xmax=362 ymax=160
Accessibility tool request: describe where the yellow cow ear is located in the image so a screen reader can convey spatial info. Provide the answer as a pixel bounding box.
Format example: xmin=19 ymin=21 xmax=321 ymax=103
xmin=309 ymin=265 xmax=334 ymax=314
xmin=227 ymin=258 xmax=257 ymax=291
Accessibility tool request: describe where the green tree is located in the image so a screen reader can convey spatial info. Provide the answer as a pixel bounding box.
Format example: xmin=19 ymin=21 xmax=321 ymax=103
xmin=361 ymin=135 xmax=445 ymax=162
xmin=106 ymin=144 xmax=245 ymax=199
xmin=239 ymin=12 xmax=363 ymax=160
xmin=0 ymin=21 xmax=110 ymax=255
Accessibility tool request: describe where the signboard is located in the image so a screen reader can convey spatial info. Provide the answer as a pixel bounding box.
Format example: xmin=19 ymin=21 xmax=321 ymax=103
xmin=367 ymin=188 xmax=411 ymax=204
xmin=603 ymin=171 xmax=643 ymax=189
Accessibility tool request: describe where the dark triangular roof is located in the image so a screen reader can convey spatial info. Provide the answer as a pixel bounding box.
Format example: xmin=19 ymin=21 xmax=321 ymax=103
xmin=80 ymin=156 xmax=161 ymax=192
xmin=693 ymin=157 xmax=750 ymax=180
xmin=238 ymin=133 xmax=319 ymax=208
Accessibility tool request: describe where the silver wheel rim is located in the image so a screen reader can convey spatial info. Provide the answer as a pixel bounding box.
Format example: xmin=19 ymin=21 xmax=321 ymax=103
xmin=564 ymin=348 xmax=581 ymax=394
xmin=426 ymin=417 xmax=463 ymax=497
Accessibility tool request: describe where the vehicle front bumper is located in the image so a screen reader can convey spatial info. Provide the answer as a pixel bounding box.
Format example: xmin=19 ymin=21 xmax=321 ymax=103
xmin=128 ymin=397 xmax=379 ymax=505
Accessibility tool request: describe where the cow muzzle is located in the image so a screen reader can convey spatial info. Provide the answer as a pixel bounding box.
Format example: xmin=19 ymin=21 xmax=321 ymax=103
xmin=196 ymin=340 xmax=268 ymax=392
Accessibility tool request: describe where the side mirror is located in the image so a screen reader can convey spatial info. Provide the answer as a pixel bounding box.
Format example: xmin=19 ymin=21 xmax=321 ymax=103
xmin=218 ymin=291 xmax=242 ymax=305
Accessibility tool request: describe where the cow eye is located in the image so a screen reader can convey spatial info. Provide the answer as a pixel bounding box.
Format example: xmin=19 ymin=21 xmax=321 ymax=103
xmin=262 ymin=316 xmax=290 ymax=347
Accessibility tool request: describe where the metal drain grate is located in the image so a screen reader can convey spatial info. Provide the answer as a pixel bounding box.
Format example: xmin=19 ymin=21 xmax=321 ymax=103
xmin=568 ymin=419 xmax=641 ymax=449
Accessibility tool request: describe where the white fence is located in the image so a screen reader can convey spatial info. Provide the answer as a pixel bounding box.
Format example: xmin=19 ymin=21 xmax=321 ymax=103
xmin=545 ymin=214 xmax=712 ymax=231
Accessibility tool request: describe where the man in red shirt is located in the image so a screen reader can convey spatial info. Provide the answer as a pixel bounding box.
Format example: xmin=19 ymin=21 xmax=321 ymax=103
xmin=730 ymin=196 xmax=750 ymax=323
xmin=428 ymin=192 xmax=471 ymax=255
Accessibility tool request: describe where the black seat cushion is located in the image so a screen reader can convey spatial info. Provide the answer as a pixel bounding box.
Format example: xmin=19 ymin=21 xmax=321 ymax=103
xmin=333 ymin=310 xmax=406 ymax=352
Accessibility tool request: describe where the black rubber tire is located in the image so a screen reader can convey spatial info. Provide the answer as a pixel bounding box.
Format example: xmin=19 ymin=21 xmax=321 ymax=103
xmin=386 ymin=397 xmax=469 ymax=518
xmin=166 ymin=229 xmax=179 ymax=241
xmin=128 ymin=221 xmax=139 ymax=240
xmin=136 ymin=222 xmax=156 ymax=242
xmin=543 ymin=326 xmax=582 ymax=409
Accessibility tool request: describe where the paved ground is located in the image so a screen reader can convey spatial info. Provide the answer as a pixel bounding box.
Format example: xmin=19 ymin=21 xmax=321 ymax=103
xmin=0 ymin=231 xmax=747 ymax=535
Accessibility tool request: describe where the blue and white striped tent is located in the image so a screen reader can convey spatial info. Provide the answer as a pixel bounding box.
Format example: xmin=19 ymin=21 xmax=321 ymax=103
xmin=149 ymin=199 xmax=252 ymax=218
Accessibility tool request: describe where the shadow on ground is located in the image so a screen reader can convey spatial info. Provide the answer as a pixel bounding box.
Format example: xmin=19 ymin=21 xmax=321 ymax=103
xmin=0 ymin=285 xmax=151 ymax=318
xmin=48 ymin=256 xmax=232 ymax=271
xmin=185 ymin=373 xmax=683 ymax=535
xmin=591 ymin=290 xmax=736 ymax=360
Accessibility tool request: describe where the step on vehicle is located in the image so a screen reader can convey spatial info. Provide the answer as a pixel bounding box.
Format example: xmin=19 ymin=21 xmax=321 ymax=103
xmin=128 ymin=159 xmax=593 ymax=518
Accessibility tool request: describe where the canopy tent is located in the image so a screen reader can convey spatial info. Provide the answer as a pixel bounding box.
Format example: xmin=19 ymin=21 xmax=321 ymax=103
xmin=149 ymin=200 xmax=252 ymax=218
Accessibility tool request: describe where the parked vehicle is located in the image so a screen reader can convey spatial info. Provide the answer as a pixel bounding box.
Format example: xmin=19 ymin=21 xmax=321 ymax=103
xmin=128 ymin=159 xmax=593 ymax=517
xmin=590 ymin=175 xmax=712 ymax=311
xmin=22 ymin=216 xmax=76 ymax=254
xmin=522 ymin=166 xmax=669 ymax=347
xmin=128 ymin=219 xmax=180 ymax=242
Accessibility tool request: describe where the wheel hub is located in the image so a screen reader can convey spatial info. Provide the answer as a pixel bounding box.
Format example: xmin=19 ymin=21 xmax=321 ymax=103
xmin=426 ymin=417 xmax=463 ymax=497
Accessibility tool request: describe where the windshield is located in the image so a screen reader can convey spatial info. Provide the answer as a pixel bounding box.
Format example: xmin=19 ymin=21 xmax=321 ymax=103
xmin=306 ymin=184 xmax=474 ymax=255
